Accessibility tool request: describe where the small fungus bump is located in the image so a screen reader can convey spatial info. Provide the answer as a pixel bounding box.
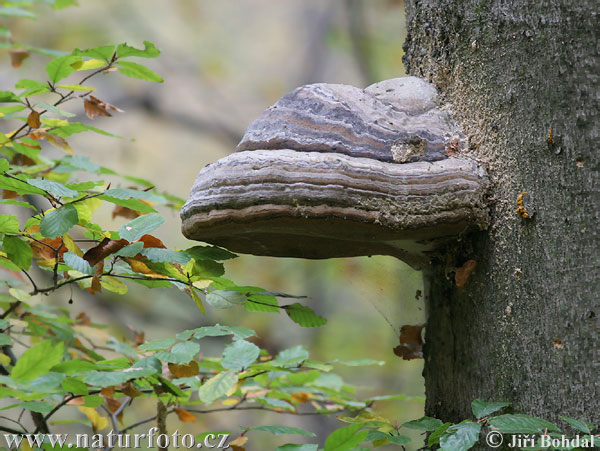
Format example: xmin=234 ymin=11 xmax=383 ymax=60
xmin=516 ymin=191 xmax=535 ymax=219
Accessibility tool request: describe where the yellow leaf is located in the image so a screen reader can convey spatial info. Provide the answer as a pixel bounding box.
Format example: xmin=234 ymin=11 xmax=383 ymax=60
xmin=40 ymin=132 xmax=72 ymax=154
xmin=78 ymin=406 xmax=109 ymax=431
xmin=0 ymin=353 xmax=11 ymax=365
xmin=188 ymin=287 xmax=206 ymax=314
xmin=221 ymin=398 xmax=239 ymax=406
xmin=72 ymin=59 xmax=106 ymax=71
xmin=57 ymin=84 xmax=96 ymax=92
xmin=20 ymin=442 xmax=33 ymax=451
xmin=63 ymin=233 xmax=83 ymax=256
xmin=192 ymin=279 xmax=212 ymax=289
xmin=100 ymin=276 xmax=127 ymax=294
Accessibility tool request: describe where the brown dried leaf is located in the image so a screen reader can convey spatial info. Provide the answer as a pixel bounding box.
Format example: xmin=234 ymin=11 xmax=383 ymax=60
xmin=84 ymin=98 xmax=111 ymax=120
xmin=105 ymin=397 xmax=121 ymax=414
xmin=138 ymin=234 xmax=167 ymax=249
xmin=10 ymin=49 xmax=30 ymax=68
xmin=75 ymin=312 xmax=91 ymax=326
xmin=174 ymin=408 xmax=196 ymax=423
xmin=100 ymin=386 xmax=115 ymax=397
xmin=66 ymin=397 xmax=85 ymax=406
xmin=38 ymin=132 xmax=72 ymax=154
xmin=455 ymin=260 xmax=477 ymax=289
xmin=229 ymin=436 xmax=248 ymax=450
xmin=2 ymin=190 xmax=18 ymax=199
xmin=121 ymin=382 xmax=143 ymax=398
xmin=168 ymin=361 xmax=199 ymax=378
xmin=393 ymin=324 xmax=424 ymax=360
xmin=83 ymin=95 xmax=123 ymax=120
xmin=88 ymin=259 xmax=104 ymax=294
xmin=83 ymin=238 xmax=129 ymax=266
xmin=111 ymin=205 xmax=140 ymax=220
xmin=291 ymin=392 xmax=311 ymax=403
xmin=30 ymin=237 xmax=66 ymax=261
xmin=27 ymin=111 xmax=41 ymax=129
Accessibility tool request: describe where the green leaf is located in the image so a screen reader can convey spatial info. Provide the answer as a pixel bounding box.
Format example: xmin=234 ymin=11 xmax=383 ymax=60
xmin=0 ymin=199 xmax=35 ymax=210
xmin=61 ymin=377 xmax=89 ymax=395
xmin=53 ymin=122 xmax=121 ymax=139
xmin=324 ymin=424 xmax=368 ymax=451
xmin=0 ymin=90 xmax=21 ymax=103
xmin=0 ymin=7 xmax=36 ymax=18
xmin=285 ymin=303 xmax=327 ymax=327
xmin=138 ymin=338 xmax=176 ymax=352
xmin=119 ymin=213 xmax=164 ymax=241
xmin=114 ymin=242 xmax=144 ymax=257
xmin=273 ymin=346 xmax=309 ymax=368
xmin=117 ymin=61 xmax=163 ymax=82
xmin=11 ymin=340 xmax=64 ymax=382
xmin=72 ymin=45 xmax=115 ymax=61
xmin=221 ymin=340 xmax=260 ymax=371
xmin=439 ymin=420 xmax=481 ymax=451
xmin=99 ymin=195 xmax=157 ymax=214
xmin=141 ymin=248 xmax=189 ymax=264
xmin=0 ymin=175 xmax=46 ymax=195
xmin=83 ymin=368 xmax=155 ymax=387
xmin=57 ymin=84 xmax=96 ymax=92
xmin=45 ymin=55 xmax=82 ymax=83
xmin=107 ymin=337 xmax=137 ymax=358
xmin=428 ymin=422 xmax=452 ymax=447
xmin=154 ymin=341 xmax=200 ymax=364
xmin=403 ymin=417 xmax=444 ymax=431
xmin=40 ymin=205 xmax=78 ymax=238
xmin=249 ymin=425 xmax=316 ymax=437
xmin=116 ymin=41 xmax=160 ymax=58
xmin=3 ymin=236 xmax=32 ymax=270
xmin=488 ymin=414 xmax=560 ymax=434
xmin=276 ymin=445 xmax=318 ymax=451
xmin=0 ymin=333 xmax=12 ymax=346
xmin=185 ymin=245 xmax=237 ymax=261
xmin=176 ymin=324 xmax=255 ymax=341
xmin=51 ymin=359 xmax=98 ymax=375
xmin=19 ymin=401 xmax=53 ymax=413
xmin=0 ymin=215 xmax=19 ymax=233
xmin=198 ymin=370 xmax=238 ymax=404
xmin=206 ymin=290 xmax=246 ymax=309
xmin=27 ymin=179 xmax=78 ymax=197
xmin=11 ymin=141 xmax=41 ymax=158
xmin=103 ymin=188 xmax=164 ymax=203
xmin=35 ymin=101 xmax=76 ymax=118
xmin=560 ymin=416 xmax=592 ymax=434
xmin=246 ymin=293 xmax=279 ymax=313
xmin=471 ymin=400 xmax=510 ymax=420
xmin=388 ymin=435 xmax=411 ymax=445
xmin=287 ymin=370 xmax=320 ymax=386
xmin=82 ymin=395 xmax=104 ymax=407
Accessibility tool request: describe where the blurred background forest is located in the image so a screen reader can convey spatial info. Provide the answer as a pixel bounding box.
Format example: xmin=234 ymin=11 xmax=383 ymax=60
xmin=1 ymin=0 xmax=428 ymax=448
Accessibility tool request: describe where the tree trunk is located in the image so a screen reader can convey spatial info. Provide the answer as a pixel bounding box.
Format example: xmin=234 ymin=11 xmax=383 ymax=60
xmin=403 ymin=0 xmax=598 ymax=428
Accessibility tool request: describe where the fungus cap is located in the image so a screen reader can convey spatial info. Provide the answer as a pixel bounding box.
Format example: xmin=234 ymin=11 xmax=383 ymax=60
xmin=181 ymin=77 xmax=489 ymax=266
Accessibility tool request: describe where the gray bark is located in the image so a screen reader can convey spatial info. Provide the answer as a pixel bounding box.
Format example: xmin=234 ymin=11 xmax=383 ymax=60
xmin=403 ymin=0 xmax=598 ymax=428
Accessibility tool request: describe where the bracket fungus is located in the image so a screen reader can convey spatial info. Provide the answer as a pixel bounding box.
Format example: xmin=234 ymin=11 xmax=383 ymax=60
xmin=181 ymin=77 xmax=489 ymax=268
